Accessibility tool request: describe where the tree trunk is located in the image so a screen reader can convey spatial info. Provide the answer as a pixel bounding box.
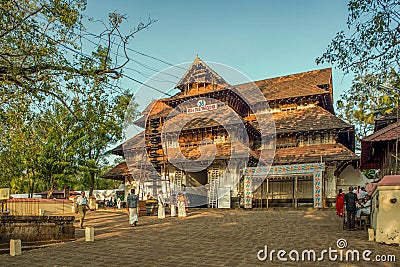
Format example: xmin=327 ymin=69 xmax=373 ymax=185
xmin=29 ymin=181 xmax=35 ymax=198
xmin=89 ymin=171 xmax=95 ymax=197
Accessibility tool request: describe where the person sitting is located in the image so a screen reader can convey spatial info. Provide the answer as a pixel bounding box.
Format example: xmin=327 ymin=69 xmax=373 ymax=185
xmin=356 ymin=195 xmax=371 ymax=219
xmin=359 ymin=187 xmax=368 ymax=200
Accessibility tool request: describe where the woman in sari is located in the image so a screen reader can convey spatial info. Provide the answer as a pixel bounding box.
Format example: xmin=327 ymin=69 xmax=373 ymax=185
xmin=336 ymin=189 xmax=345 ymax=216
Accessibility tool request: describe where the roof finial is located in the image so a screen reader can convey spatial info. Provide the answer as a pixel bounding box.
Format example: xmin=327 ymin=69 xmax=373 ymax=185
xmin=196 ymin=53 xmax=199 ymax=59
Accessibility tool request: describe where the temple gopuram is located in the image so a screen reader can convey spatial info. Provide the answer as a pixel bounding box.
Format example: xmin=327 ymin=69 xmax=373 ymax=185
xmin=103 ymin=56 xmax=359 ymax=208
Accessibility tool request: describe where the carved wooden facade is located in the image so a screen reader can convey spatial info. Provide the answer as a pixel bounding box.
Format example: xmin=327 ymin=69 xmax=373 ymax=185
xmin=104 ymin=56 xmax=359 ymax=207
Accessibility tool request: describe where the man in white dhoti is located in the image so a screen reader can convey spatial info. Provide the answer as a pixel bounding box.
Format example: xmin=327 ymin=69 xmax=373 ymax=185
xmin=177 ymin=192 xmax=186 ymax=217
xmin=117 ymin=198 xmax=121 ymax=209
xmin=170 ymin=193 xmax=177 ymax=217
xmin=127 ymin=189 xmax=139 ymax=227
xmin=157 ymin=190 xmax=165 ymax=219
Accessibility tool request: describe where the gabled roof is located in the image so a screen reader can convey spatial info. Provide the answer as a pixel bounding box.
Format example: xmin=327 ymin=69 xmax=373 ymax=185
xmin=361 ymin=122 xmax=400 ymax=169
xmin=176 ymin=55 xmax=229 ymax=89
xmin=235 ymin=68 xmax=332 ymax=102
xmin=273 ymin=143 xmax=359 ymax=165
xmin=374 ymin=108 xmax=399 ymax=131
xmin=133 ymin=100 xmax=176 ymax=128
xmin=101 ymin=162 xmax=130 ymax=181
xmin=101 ymin=162 xmax=153 ymax=180
xmin=363 ymin=122 xmax=400 ymax=142
xmin=375 ymin=108 xmax=399 ymax=121
xmin=272 ymin=106 xmax=351 ymax=134
xmin=111 ymin=132 xmax=145 ymax=156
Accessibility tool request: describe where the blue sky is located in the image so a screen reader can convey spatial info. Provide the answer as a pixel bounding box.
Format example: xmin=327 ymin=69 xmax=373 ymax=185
xmin=84 ymin=0 xmax=353 ymax=109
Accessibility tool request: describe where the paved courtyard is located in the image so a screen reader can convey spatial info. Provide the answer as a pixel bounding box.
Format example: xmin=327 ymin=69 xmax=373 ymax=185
xmin=1 ymin=208 xmax=399 ymax=266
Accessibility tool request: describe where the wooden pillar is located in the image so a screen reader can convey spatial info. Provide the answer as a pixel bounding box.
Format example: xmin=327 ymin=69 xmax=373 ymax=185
xmin=292 ymin=177 xmax=295 ymax=208
xmin=294 ymin=176 xmax=298 ymax=208
xmin=260 ymin=179 xmax=263 ymax=208
xmin=266 ymin=178 xmax=269 ymax=209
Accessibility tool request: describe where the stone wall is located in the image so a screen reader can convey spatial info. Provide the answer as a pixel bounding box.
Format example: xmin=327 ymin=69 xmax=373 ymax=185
xmin=7 ymin=198 xmax=74 ymax=216
xmin=0 ymin=216 xmax=75 ymax=243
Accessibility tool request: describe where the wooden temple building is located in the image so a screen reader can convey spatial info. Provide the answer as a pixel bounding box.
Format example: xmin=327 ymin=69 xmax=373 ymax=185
xmin=361 ymin=108 xmax=400 ymax=177
xmin=103 ymin=56 xmax=359 ymax=208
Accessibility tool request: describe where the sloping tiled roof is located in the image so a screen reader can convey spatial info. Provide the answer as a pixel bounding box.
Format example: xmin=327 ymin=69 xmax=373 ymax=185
xmin=273 ymin=143 xmax=359 ymax=165
xmin=101 ymin=162 xmax=130 ymax=181
xmin=164 ymin=104 xmax=245 ymax=132
xmin=272 ymin=106 xmax=351 ymax=134
xmin=375 ymin=108 xmax=399 ymax=121
xmin=112 ymin=132 xmax=145 ymax=156
xmin=363 ymin=122 xmax=400 ymax=142
xmin=361 ymin=122 xmax=400 ymax=169
xmin=101 ymin=162 xmax=154 ymax=180
xmin=377 ymin=175 xmax=400 ymax=186
xmin=235 ymin=68 xmax=332 ymax=102
xmin=134 ymin=100 xmax=176 ymax=127
xmin=176 ymin=56 xmax=229 ymax=89
xmin=167 ymin=142 xmax=259 ymax=162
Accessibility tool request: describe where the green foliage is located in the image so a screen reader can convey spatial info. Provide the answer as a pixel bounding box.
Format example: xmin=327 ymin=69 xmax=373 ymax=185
xmin=0 ymin=0 xmax=146 ymax=196
xmin=317 ymin=0 xmax=400 ymax=76
xmin=336 ymin=73 xmax=399 ymax=148
xmin=317 ymin=0 xmax=400 ymax=151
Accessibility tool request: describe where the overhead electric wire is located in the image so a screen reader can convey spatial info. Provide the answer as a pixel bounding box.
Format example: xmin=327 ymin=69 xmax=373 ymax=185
xmin=80 ymin=28 xmax=186 ymax=70
xmin=30 ymin=25 xmax=174 ymax=97
xmin=32 ymin=13 xmax=179 ymax=95
xmin=78 ymin=34 xmax=178 ymax=84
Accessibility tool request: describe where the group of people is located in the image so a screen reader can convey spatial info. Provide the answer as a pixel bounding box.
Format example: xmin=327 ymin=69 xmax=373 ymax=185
xmin=336 ymin=186 xmax=371 ymax=230
xmin=157 ymin=190 xmax=188 ymax=219
xmin=125 ymin=189 xmax=189 ymax=227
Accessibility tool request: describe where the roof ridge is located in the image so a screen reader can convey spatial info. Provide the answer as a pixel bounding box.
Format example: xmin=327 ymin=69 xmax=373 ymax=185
xmin=363 ymin=121 xmax=400 ymax=141
xmin=176 ymin=56 xmax=229 ymax=89
xmin=248 ymin=67 xmax=332 ymax=85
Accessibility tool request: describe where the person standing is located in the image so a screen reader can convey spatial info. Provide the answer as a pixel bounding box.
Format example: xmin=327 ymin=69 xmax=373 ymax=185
xmin=157 ymin=190 xmax=165 ymax=219
xmin=127 ymin=189 xmax=139 ymax=227
xmin=177 ymin=192 xmax=186 ymax=217
xmin=117 ymin=198 xmax=121 ymax=209
xmin=170 ymin=193 xmax=177 ymax=217
xmin=76 ymin=191 xmax=90 ymax=229
xmin=335 ymin=189 xmax=345 ymax=217
xmin=344 ymin=186 xmax=358 ymax=230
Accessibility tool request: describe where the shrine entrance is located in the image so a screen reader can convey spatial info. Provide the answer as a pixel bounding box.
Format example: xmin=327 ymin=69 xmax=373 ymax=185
xmin=252 ymin=175 xmax=314 ymax=208
xmin=244 ymin=163 xmax=325 ymax=208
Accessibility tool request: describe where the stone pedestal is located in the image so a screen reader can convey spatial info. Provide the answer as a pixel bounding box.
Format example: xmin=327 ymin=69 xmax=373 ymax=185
xmin=85 ymin=227 xmax=94 ymax=242
xmin=368 ymin=228 xmax=375 ymax=241
xmin=10 ymin=239 xmax=21 ymax=256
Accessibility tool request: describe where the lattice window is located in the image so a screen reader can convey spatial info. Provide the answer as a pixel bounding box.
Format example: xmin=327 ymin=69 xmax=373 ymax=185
xmin=174 ymin=171 xmax=183 ymax=187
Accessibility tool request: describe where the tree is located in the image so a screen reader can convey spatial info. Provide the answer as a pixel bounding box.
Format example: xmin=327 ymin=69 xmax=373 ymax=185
xmin=0 ymin=0 xmax=153 ymax=114
xmin=0 ymin=0 xmax=146 ymax=194
xmin=317 ymin=0 xmax=400 ymax=76
xmin=336 ymin=73 xmax=398 ymax=148
xmin=72 ymin=84 xmax=136 ymax=196
xmin=317 ymin=0 xmax=400 ymax=143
